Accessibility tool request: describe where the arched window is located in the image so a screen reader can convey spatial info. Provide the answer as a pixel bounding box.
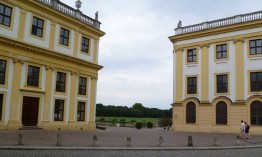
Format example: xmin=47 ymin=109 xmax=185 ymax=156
xmin=251 ymin=101 xmax=262 ymax=126
xmin=216 ymin=101 xmax=227 ymax=125
xmin=186 ymin=102 xmax=196 ymax=124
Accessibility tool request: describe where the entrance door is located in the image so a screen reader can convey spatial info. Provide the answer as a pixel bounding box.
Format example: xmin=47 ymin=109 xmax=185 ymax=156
xmin=22 ymin=97 xmax=39 ymax=126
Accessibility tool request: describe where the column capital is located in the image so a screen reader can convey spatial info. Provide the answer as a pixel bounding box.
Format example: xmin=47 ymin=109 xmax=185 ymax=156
xmin=91 ymin=75 xmax=98 ymax=80
xmin=200 ymin=43 xmax=210 ymax=48
xmin=174 ymin=47 xmax=184 ymax=52
xmin=12 ymin=58 xmax=24 ymax=64
xmin=70 ymin=71 xmax=78 ymax=76
xmin=233 ymin=38 xmax=245 ymax=43
xmin=45 ymin=66 xmax=54 ymax=71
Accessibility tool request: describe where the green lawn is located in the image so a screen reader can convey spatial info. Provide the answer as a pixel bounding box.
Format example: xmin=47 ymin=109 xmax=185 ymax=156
xmin=96 ymin=116 xmax=159 ymax=123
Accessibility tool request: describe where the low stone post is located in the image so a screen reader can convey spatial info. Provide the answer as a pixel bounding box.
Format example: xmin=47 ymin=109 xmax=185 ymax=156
xmin=236 ymin=136 xmax=242 ymax=145
xmin=126 ymin=136 xmax=131 ymax=146
xmin=56 ymin=134 xmax=62 ymax=146
xmin=18 ymin=132 xmax=24 ymax=145
xmin=187 ymin=136 xmax=193 ymax=146
xmin=213 ymin=136 xmax=219 ymax=146
xmin=159 ymin=136 xmax=163 ymax=147
xmin=92 ymin=135 xmax=98 ymax=146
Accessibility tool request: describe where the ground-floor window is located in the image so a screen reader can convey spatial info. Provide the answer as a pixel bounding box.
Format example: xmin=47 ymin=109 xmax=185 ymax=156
xmin=251 ymin=100 xmax=262 ymax=126
xmin=54 ymin=99 xmax=64 ymax=121
xmin=0 ymin=94 xmax=3 ymax=120
xmin=77 ymin=102 xmax=85 ymax=121
xmin=216 ymin=101 xmax=227 ymax=125
xmin=186 ymin=102 xmax=196 ymax=124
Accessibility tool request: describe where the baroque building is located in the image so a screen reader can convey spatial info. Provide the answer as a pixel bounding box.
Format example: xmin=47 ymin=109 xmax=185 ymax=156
xmin=0 ymin=0 xmax=105 ymax=130
xmin=169 ymin=11 xmax=262 ymax=134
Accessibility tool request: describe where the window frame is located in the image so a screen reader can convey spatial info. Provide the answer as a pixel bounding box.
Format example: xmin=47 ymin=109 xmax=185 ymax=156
xmin=59 ymin=27 xmax=70 ymax=46
xmin=187 ymin=48 xmax=197 ymax=63
xmin=0 ymin=94 xmax=3 ymax=121
xmin=250 ymin=101 xmax=262 ymax=126
xmin=250 ymin=72 xmax=262 ymax=92
xmin=0 ymin=3 xmax=12 ymax=27
xmin=249 ymin=39 xmax=262 ymax=55
xmin=78 ymin=77 xmax=87 ymax=95
xmin=81 ymin=37 xmax=90 ymax=53
xmin=27 ymin=65 xmax=40 ymax=87
xmin=187 ymin=77 xmax=197 ymax=94
xmin=56 ymin=72 xmax=66 ymax=92
xmin=31 ymin=16 xmax=44 ymax=38
xmin=216 ymin=101 xmax=227 ymax=125
xmin=216 ymin=44 xmax=227 ymax=59
xmin=54 ymin=99 xmax=64 ymax=121
xmin=216 ymin=74 xmax=228 ymax=93
xmin=0 ymin=59 xmax=6 ymax=85
xmin=186 ymin=102 xmax=196 ymax=124
xmin=77 ymin=101 xmax=85 ymax=121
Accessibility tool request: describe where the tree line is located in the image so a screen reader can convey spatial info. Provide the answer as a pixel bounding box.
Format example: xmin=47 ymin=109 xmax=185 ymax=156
xmin=96 ymin=103 xmax=172 ymax=118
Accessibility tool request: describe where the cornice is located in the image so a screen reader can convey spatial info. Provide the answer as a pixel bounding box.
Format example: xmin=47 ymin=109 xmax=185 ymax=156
xmin=0 ymin=36 xmax=103 ymax=71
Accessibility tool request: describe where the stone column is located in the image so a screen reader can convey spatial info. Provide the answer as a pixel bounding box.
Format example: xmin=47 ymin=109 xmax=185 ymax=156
xmin=88 ymin=76 xmax=98 ymax=130
xmin=42 ymin=66 xmax=54 ymax=129
xmin=175 ymin=48 xmax=183 ymax=103
xmin=68 ymin=72 xmax=77 ymax=130
xmin=18 ymin=9 xmax=26 ymax=40
xmin=200 ymin=44 xmax=209 ymax=103
xmin=8 ymin=58 xmax=24 ymax=129
xmin=233 ymin=38 xmax=245 ymax=102
xmin=49 ymin=21 xmax=56 ymax=50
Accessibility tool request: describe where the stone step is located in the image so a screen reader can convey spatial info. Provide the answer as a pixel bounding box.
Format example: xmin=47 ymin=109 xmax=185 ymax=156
xmin=19 ymin=126 xmax=43 ymax=130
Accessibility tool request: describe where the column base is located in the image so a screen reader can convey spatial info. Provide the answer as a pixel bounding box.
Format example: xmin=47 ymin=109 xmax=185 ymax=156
xmin=7 ymin=120 xmax=23 ymax=130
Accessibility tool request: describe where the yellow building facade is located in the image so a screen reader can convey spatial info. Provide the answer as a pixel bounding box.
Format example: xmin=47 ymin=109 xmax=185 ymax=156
xmin=0 ymin=0 xmax=105 ymax=130
xmin=169 ymin=11 xmax=262 ymax=134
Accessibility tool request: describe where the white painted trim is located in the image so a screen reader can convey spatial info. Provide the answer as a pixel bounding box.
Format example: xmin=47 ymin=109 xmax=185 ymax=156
xmin=87 ymin=76 xmax=91 ymax=122
xmin=65 ymin=73 xmax=71 ymax=122
xmin=173 ymin=51 xmax=176 ymax=103
xmin=20 ymin=63 xmax=26 ymax=88
xmin=42 ymin=65 xmax=46 ymax=90
xmin=50 ymin=71 xmax=55 ymax=122
xmin=77 ymin=37 xmax=94 ymax=62
xmin=0 ymin=7 xmax=20 ymax=38
xmin=5 ymin=59 xmax=14 ymax=124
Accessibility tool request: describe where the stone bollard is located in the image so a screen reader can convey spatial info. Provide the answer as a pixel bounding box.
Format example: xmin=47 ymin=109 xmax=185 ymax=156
xmin=236 ymin=136 xmax=242 ymax=146
xmin=187 ymin=136 xmax=193 ymax=146
xmin=18 ymin=132 xmax=24 ymax=145
xmin=213 ymin=136 xmax=219 ymax=146
xmin=56 ymin=134 xmax=62 ymax=146
xmin=92 ymin=135 xmax=98 ymax=146
xmin=159 ymin=136 xmax=163 ymax=147
xmin=126 ymin=136 xmax=131 ymax=146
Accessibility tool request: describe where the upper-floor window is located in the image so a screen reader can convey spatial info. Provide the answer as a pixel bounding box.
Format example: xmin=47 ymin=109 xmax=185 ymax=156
xmin=56 ymin=72 xmax=66 ymax=92
xmin=250 ymin=72 xmax=262 ymax=92
xmin=250 ymin=39 xmax=262 ymax=55
xmin=0 ymin=94 xmax=3 ymax=121
xmin=0 ymin=3 xmax=12 ymax=27
xmin=31 ymin=16 xmax=44 ymax=37
xmin=77 ymin=102 xmax=85 ymax=121
xmin=0 ymin=60 xmax=6 ymax=84
xmin=59 ymin=28 xmax=69 ymax=46
xmin=187 ymin=49 xmax=197 ymax=63
xmin=187 ymin=77 xmax=197 ymax=94
xmin=216 ymin=74 xmax=228 ymax=93
xmin=81 ymin=37 xmax=89 ymax=53
xmin=27 ymin=65 xmax=40 ymax=87
xmin=54 ymin=99 xmax=64 ymax=121
xmin=79 ymin=77 xmax=87 ymax=95
xmin=216 ymin=44 xmax=227 ymax=59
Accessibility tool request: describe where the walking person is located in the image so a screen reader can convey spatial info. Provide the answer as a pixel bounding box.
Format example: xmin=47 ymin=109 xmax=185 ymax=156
xmin=244 ymin=122 xmax=251 ymax=139
xmin=240 ymin=120 xmax=245 ymax=137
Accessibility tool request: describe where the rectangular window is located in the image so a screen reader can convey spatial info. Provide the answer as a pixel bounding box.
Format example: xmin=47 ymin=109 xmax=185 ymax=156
xmin=79 ymin=77 xmax=87 ymax=95
xmin=77 ymin=102 xmax=85 ymax=121
xmin=187 ymin=77 xmax=197 ymax=94
xmin=216 ymin=74 xmax=228 ymax=93
xmin=56 ymin=72 xmax=66 ymax=92
xmin=0 ymin=3 xmax=12 ymax=27
xmin=81 ymin=37 xmax=89 ymax=53
xmin=54 ymin=99 xmax=64 ymax=121
xmin=27 ymin=65 xmax=40 ymax=87
xmin=216 ymin=44 xmax=227 ymax=59
xmin=187 ymin=49 xmax=197 ymax=62
xmin=250 ymin=72 xmax=262 ymax=91
xmin=0 ymin=94 xmax=3 ymax=121
xmin=31 ymin=16 xmax=44 ymax=37
xmin=250 ymin=39 xmax=262 ymax=55
xmin=59 ymin=28 xmax=69 ymax=46
xmin=0 ymin=59 xmax=6 ymax=84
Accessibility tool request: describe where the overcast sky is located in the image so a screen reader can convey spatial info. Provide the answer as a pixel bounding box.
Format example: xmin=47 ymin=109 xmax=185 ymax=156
xmin=60 ymin=0 xmax=261 ymax=109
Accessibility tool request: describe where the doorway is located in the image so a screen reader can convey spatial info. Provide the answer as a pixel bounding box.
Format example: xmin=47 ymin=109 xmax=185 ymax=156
xmin=22 ymin=96 xmax=39 ymax=126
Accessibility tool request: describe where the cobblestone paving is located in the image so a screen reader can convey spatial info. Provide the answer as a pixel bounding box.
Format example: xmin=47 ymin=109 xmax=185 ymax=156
xmin=0 ymin=127 xmax=262 ymax=147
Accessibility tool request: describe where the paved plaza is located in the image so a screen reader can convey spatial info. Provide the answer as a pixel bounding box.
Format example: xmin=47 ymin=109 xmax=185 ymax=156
xmin=0 ymin=127 xmax=262 ymax=148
